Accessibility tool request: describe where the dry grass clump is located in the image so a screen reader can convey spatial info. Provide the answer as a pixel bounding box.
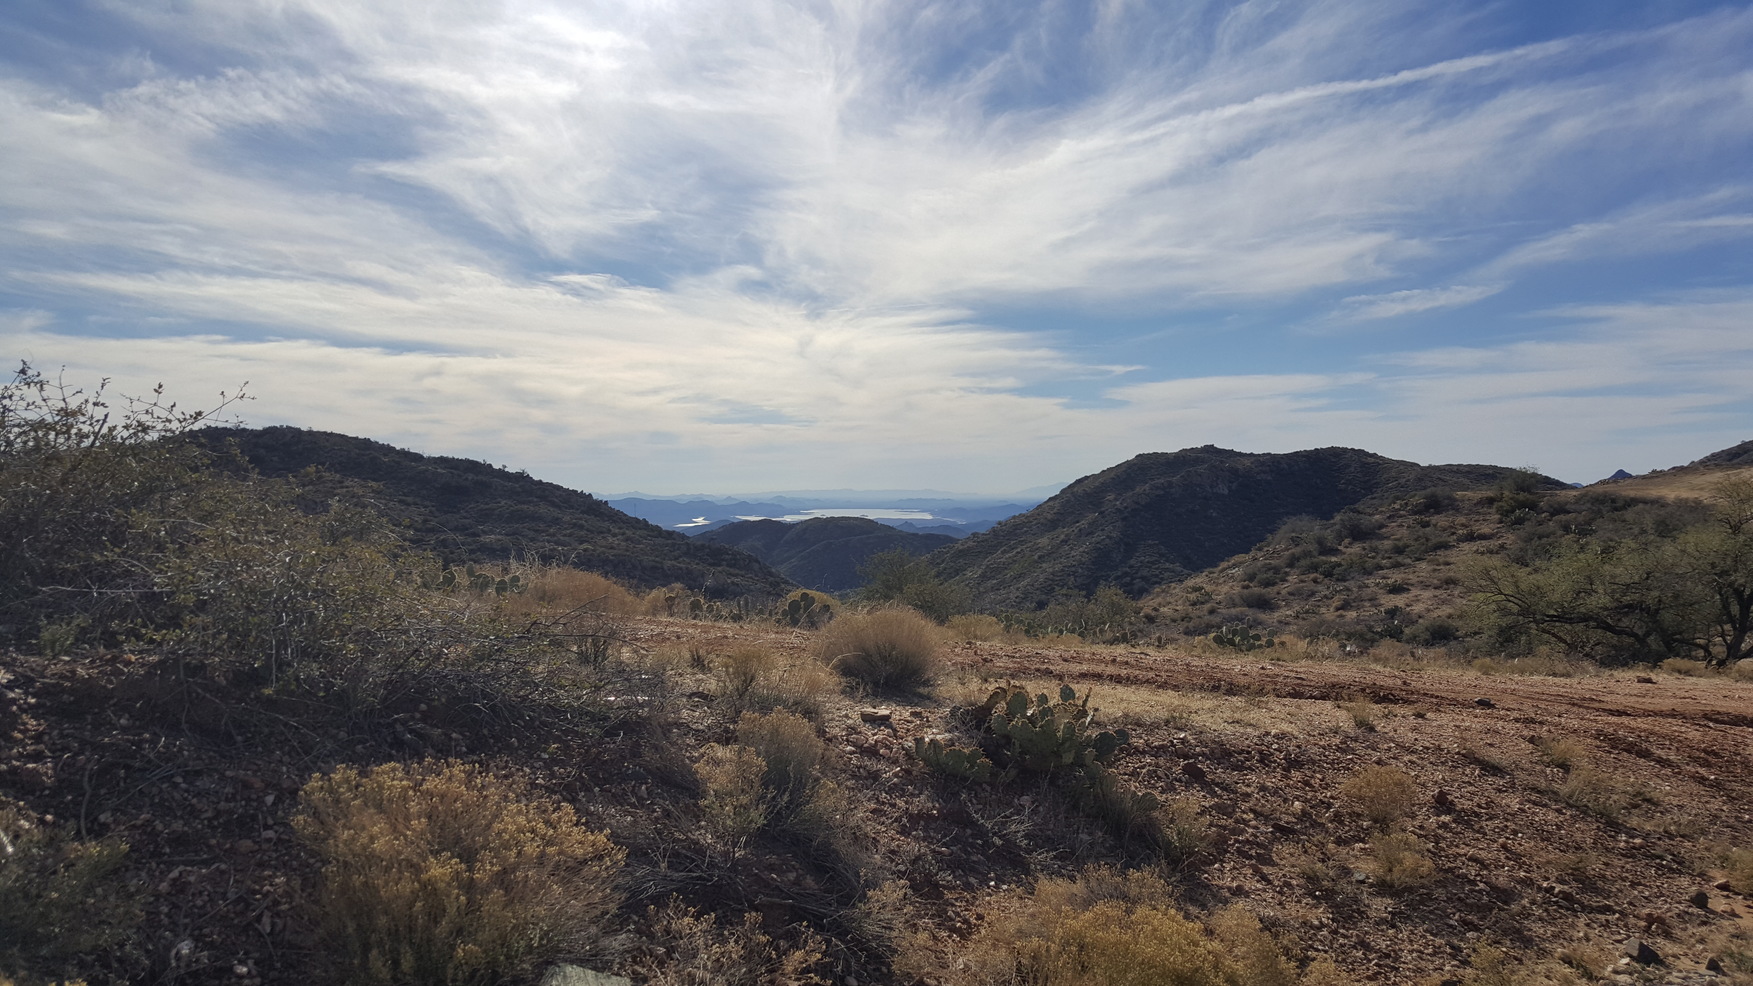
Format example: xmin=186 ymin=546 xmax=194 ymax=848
xmin=1721 ymin=846 xmax=1753 ymax=894
xmin=695 ymin=712 xmax=848 ymax=851
xmin=736 ymin=710 xmax=827 ymax=813
xmin=943 ymin=866 xmax=1345 ymax=986
xmin=294 ymin=759 xmax=624 ymax=986
xmin=694 ymin=744 xmax=771 ymax=847
xmin=1340 ymin=766 xmax=1418 ymax=829
xmin=1552 ymin=767 xmax=1632 ymax=821
xmin=1533 ymin=735 xmax=1586 ymax=770
xmin=1370 ymin=832 xmax=1437 ymax=890
xmin=497 ymin=565 xmax=645 ymax=618
xmin=816 ymin=607 xmax=943 ymax=691
xmin=1338 ymin=697 xmax=1378 ymax=731
xmin=713 ymin=647 xmax=838 ymax=717
xmin=0 ymin=807 xmax=142 ymax=980
xmin=1658 ymin=657 xmax=1711 ymax=676
xmin=634 ymin=899 xmax=827 ymax=986
xmin=944 ymin=613 xmax=1008 ymax=642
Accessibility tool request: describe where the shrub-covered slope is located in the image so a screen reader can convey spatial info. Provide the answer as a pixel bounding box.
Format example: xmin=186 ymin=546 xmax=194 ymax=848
xmin=196 ymin=426 xmax=794 ymax=597
xmin=932 ymin=445 xmax=1554 ymax=610
xmin=695 ymin=516 xmax=954 ymax=593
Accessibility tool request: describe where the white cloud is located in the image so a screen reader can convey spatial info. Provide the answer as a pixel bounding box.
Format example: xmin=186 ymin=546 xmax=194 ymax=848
xmin=3 ymin=1 xmax=1753 ymax=491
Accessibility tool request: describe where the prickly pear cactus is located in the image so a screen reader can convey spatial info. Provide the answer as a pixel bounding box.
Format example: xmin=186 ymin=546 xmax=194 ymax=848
xmin=911 ymin=737 xmax=1006 ymax=783
xmin=983 ymin=683 xmax=1130 ymax=775
xmin=1211 ymin=623 xmax=1276 ymax=651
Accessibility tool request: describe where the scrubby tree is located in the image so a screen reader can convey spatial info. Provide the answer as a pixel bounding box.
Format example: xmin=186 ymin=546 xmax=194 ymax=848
xmin=1469 ymin=478 xmax=1753 ymax=667
xmin=857 ymin=548 xmax=969 ymax=622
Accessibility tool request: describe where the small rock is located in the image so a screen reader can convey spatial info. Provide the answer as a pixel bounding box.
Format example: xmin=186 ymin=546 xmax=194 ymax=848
xmin=1690 ymin=889 xmax=1712 ymax=910
xmin=540 ymin=965 xmax=631 ymax=986
xmin=1620 ymin=937 xmax=1661 ymax=966
xmin=859 ymin=708 xmax=893 ymax=724
xmin=1708 ymin=956 xmax=1725 ymax=973
xmin=1180 ymin=761 xmax=1208 ymax=782
xmin=1473 ymin=697 xmax=1495 ymax=708
xmin=1433 ymin=789 xmax=1454 ymax=808
xmin=1636 ymin=675 xmax=1656 ymax=684
xmin=1714 ymin=878 xmax=1734 ymax=891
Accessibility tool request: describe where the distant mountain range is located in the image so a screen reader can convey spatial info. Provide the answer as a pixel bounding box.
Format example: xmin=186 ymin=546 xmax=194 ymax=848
xmin=605 ymin=495 xmax=1039 ymax=537
xmin=191 ymin=426 xmax=1748 ymax=614
xmin=930 ymin=445 xmax=1561 ymax=610
xmin=694 ymin=517 xmax=954 ymax=594
xmin=195 ymin=427 xmax=794 ymax=598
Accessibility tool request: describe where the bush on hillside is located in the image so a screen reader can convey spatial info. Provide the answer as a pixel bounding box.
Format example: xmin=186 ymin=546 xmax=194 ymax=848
xmin=0 ymin=806 xmax=143 ymax=981
xmin=294 ymin=760 xmax=624 ymax=986
xmin=857 ymin=549 xmax=969 ymax=622
xmin=0 ymin=362 xmax=240 ymax=645
xmin=816 ymin=608 xmax=943 ymax=690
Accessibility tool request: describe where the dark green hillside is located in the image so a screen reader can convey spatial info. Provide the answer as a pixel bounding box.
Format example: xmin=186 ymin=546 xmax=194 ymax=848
xmin=195 ymin=426 xmax=794 ymax=597
xmin=933 ymin=445 xmax=1559 ymax=609
xmin=696 ymin=516 xmax=954 ymax=593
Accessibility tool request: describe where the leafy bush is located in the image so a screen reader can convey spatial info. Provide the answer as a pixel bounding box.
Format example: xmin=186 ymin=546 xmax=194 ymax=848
xmin=0 ymin=362 xmax=238 ymax=643
xmin=816 ymin=607 xmax=943 ymax=690
xmin=1340 ymin=766 xmax=1418 ymax=829
xmin=0 ymin=807 xmax=142 ymax=980
xmin=857 ymin=549 xmax=969 ymax=622
xmin=294 ymin=760 xmax=624 ymax=986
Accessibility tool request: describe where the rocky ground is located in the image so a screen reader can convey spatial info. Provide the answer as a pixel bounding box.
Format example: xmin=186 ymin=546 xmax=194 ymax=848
xmin=5 ymin=617 xmax=1752 ymax=985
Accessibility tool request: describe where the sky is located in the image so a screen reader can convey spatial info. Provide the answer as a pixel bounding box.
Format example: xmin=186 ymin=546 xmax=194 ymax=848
xmin=3 ymin=0 xmax=1752 ymax=494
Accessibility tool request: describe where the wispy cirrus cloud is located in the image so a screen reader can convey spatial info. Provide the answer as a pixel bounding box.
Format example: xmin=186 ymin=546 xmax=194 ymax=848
xmin=2 ymin=0 xmax=1752 ymax=490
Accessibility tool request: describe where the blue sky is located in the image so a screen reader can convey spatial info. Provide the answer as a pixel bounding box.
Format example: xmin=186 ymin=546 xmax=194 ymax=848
xmin=3 ymin=0 xmax=1751 ymax=493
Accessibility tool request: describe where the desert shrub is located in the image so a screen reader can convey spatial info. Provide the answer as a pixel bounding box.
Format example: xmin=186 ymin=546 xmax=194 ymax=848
xmin=1370 ymin=832 xmax=1436 ymax=890
xmin=1659 ymin=657 xmax=1710 ymax=676
xmin=858 ymin=549 xmax=970 ymax=622
xmin=0 ymin=807 xmax=142 ymax=979
xmin=735 ymin=710 xmax=827 ymax=815
xmin=1404 ymin=618 xmax=1460 ymax=646
xmin=1533 ymin=736 xmax=1586 ymax=770
xmin=713 ymin=648 xmax=837 ymax=717
xmin=150 ymin=492 xmax=454 ymax=695
xmin=945 ymin=613 xmax=1006 ymax=642
xmin=1339 ymin=698 xmax=1377 ymax=731
xmin=294 ymin=759 xmax=624 ymax=986
xmin=817 ymin=607 xmax=943 ymax=691
xmin=498 ymin=566 xmax=644 ymax=617
xmin=635 ymin=899 xmax=827 ymax=986
xmin=1209 ymin=906 xmax=1299 ymax=986
xmin=1340 ymin=766 xmax=1418 ymax=829
xmin=694 ymin=744 xmax=770 ymax=847
xmin=1553 ymin=767 xmax=1632 ymax=821
xmin=950 ymin=866 xmax=1331 ymax=986
xmin=0 ymin=363 xmax=237 ymax=643
xmin=1225 ymin=587 xmax=1276 ymax=611
xmin=1720 ymin=846 xmax=1753 ymax=894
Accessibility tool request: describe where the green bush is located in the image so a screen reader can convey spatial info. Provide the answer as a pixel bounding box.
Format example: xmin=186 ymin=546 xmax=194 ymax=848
xmin=0 ymin=806 xmax=142 ymax=979
xmin=0 ymin=362 xmax=236 ymax=643
xmin=294 ymin=760 xmax=624 ymax=986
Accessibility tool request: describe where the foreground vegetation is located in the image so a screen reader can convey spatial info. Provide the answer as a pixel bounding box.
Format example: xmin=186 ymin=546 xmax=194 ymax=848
xmin=5 ymin=365 xmax=1753 ymax=986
